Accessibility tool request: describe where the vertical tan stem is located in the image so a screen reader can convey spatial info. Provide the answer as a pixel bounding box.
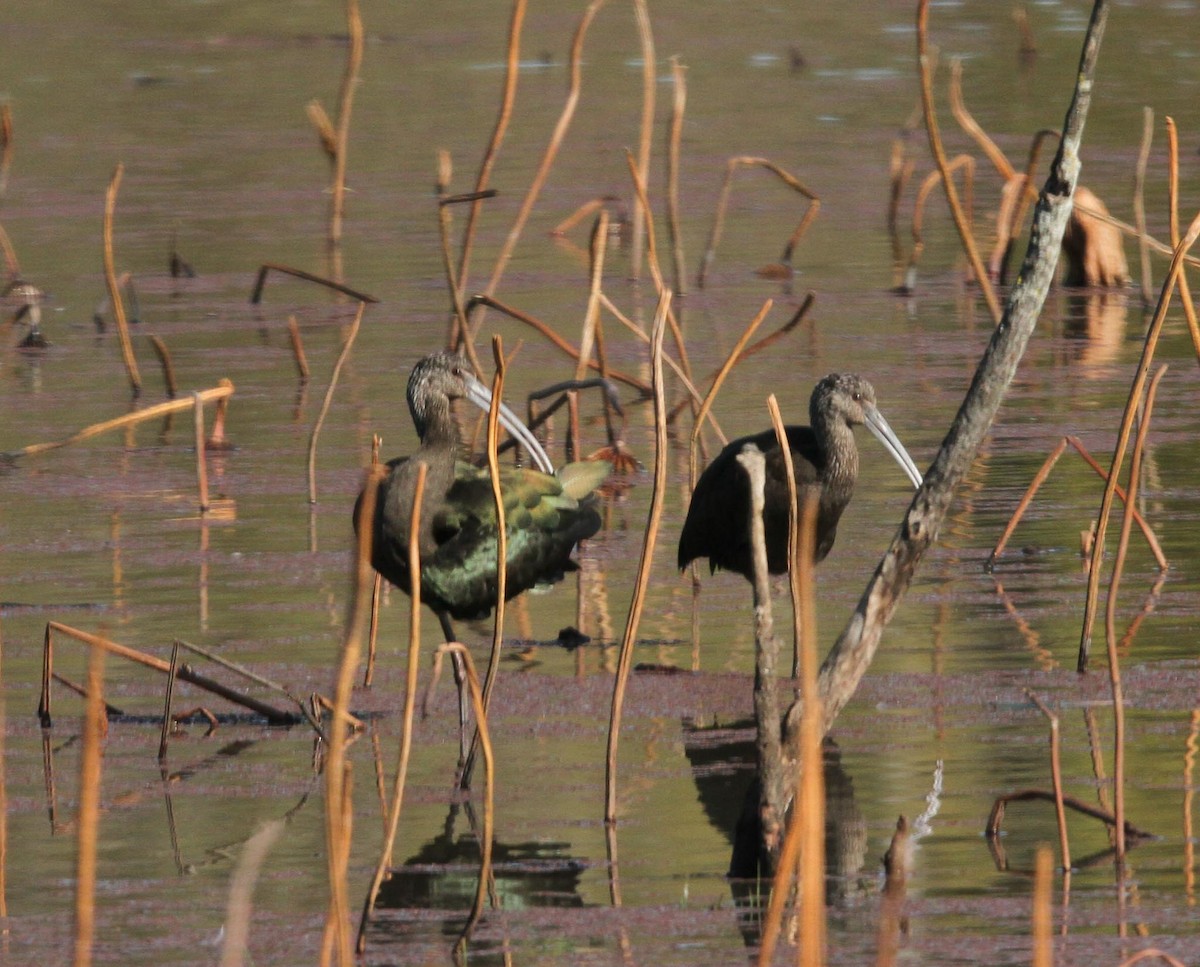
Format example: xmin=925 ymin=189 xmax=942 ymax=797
xmin=1032 ymin=845 xmax=1053 ymax=967
xmin=628 ymin=0 xmax=655 ymax=281
xmin=193 ymin=394 xmax=209 ymax=513
xmin=666 ymin=57 xmax=688 ymax=296
xmin=103 ymin=163 xmax=142 ymax=397
xmin=72 ymin=644 xmax=105 ymax=967
xmin=329 ymin=0 xmax=363 ymax=250
xmin=1133 ymin=107 xmax=1154 ymax=307
xmin=1165 ymin=117 xmax=1200 ymax=362
xmin=308 ymin=302 xmax=366 ymax=505
xmin=604 ymin=290 xmax=670 ymax=825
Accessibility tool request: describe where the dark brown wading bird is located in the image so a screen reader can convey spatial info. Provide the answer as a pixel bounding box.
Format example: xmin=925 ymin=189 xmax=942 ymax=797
xmin=356 ymin=351 xmax=610 ymax=643
xmin=678 ymin=373 xmax=923 ymax=580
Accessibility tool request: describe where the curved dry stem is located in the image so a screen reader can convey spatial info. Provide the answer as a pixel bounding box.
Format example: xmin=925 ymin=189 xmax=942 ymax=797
xmin=1165 ymin=117 xmax=1200 ymax=362
xmin=249 ymin=263 xmax=379 ymax=304
xmin=1024 ymin=690 xmax=1071 ymax=871
xmin=357 ymin=462 xmax=424 ymax=954
xmin=1134 ymin=107 xmax=1155 ymax=306
xmin=328 ymin=0 xmax=363 ymax=249
xmin=604 ymin=291 xmax=670 ymax=826
xmin=308 ymin=302 xmax=367 ymax=505
xmin=917 ymin=2 xmax=1002 ymax=322
xmin=628 ymin=0 xmax=655 ymax=281
xmin=949 ymin=57 xmax=1014 ymax=181
xmin=456 ymin=0 xmax=525 ymax=296
xmin=666 ymin=57 xmax=688 ymax=296
xmin=697 ymin=156 xmax=820 ymax=288
xmin=908 ymin=154 xmax=976 ymax=284
xmin=1078 ymin=209 xmax=1200 ymax=672
xmin=103 ymin=162 xmax=141 ymax=397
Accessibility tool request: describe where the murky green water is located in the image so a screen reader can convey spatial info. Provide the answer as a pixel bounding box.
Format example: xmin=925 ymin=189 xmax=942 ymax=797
xmin=2 ymin=1 xmax=1200 ymax=964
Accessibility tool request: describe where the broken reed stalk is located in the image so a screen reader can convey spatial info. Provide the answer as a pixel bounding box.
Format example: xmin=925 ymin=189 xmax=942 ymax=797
xmin=1134 ymin=107 xmax=1154 ymax=307
xmin=576 ymin=212 xmax=609 ymax=383
xmin=1104 ymin=365 xmax=1166 ymax=858
xmin=249 ymin=263 xmax=378 ymax=305
xmin=1078 ymin=209 xmax=1200 ymax=672
xmin=986 ymin=435 xmax=1167 ymax=570
xmin=697 ymin=156 xmax=820 ymax=288
xmin=995 ymin=129 xmax=1060 ymax=284
xmin=358 ymin=462 xmax=425 ymax=951
xmin=687 ymin=299 xmax=773 ymax=488
xmin=767 ymin=394 xmax=803 ymax=679
xmin=324 ymin=447 xmax=381 ymax=967
xmin=1115 ymin=952 xmax=1189 ymax=967
xmin=147 ymin=335 xmax=178 ymax=398
xmin=329 ymin=0 xmax=363 ymax=250
xmin=666 ymin=293 xmax=815 ymax=426
xmin=1165 ymin=118 xmax=1200 ymax=362
xmin=102 ymin=162 xmax=142 ymax=397
xmin=1024 ymin=690 xmax=1072 ymax=871
xmin=218 ymin=819 xmax=285 ymax=967
xmin=1031 ymin=845 xmax=1052 ymax=967
xmin=38 ymin=622 xmax=300 ymax=727
xmin=604 ymin=290 xmax=669 ymax=826
xmin=476 ymin=0 xmax=606 ymax=334
xmin=158 ymin=641 xmax=181 ymax=760
xmin=0 ymin=220 xmax=20 ymax=278
xmin=458 ymin=339 xmax=509 ymax=790
xmin=810 ymin=0 xmax=1108 ymax=742
xmin=437 ymin=155 xmax=485 ymax=380
xmin=466 ymin=293 xmax=649 ymax=395
xmin=0 ymin=101 xmax=11 ymax=195
xmin=72 ymin=643 xmax=105 ymax=967
xmin=906 ymin=155 xmax=976 ymax=289
xmin=4 ymin=379 xmax=233 ymax=461
xmin=1186 ymin=710 xmax=1200 ymax=904
xmin=307 ymin=301 xmax=366 ymax=504
xmin=435 ymin=644 xmax=496 ymax=951
xmin=916 ymin=1 xmax=1002 ymax=323
xmin=628 ymin=0 xmax=655 ymax=281
xmin=287 ymin=316 xmax=311 ymax=381
xmin=666 ymin=57 xmax=688 ymax=296
xmin=193 ymin=393 xmax=209 ymax=513
xmin=949 ymin=58 xmax=1015 ymax=181
xmin=986 ymin=788 xmax=1151 ymax=841
xmin=455 ymin=0 xmax=525 ymax=296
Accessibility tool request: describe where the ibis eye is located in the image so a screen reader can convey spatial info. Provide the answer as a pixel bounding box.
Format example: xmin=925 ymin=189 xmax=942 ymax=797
xmin=852 ymin=392 xmax=861 ymax=402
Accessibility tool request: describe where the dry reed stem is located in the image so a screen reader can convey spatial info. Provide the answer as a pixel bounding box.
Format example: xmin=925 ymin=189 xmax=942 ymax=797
xmin=628 ymin=0 xmax=655 ymax=281
xmin=1078 ymin=209 xmax=1200 ymax=671
xmin=307 ymin=301 xmax=366 ymax=504
xmin=987 ymin=436 xmax=1166 ymax=570
xmin=0 ymin=614 xmax=7 ymax=935
xmin=5 ymin=379 xmax=233 ymax=460
xmin=324 ymin=451 xmax=381 ymax=967
xmin=1031 ymin=845 xmax=1052 ymax=967
xmin=102 ymin=163 xmax=142 ymax=397
xmin=158 ymin=641 xmax=181 ymax=760
xmin=287 ymin=316 xmax=311 ymax=381
xmin=249 ymin=263 xmax=378 ymax=305
xmin=1186 ymin=710 xmax=1200 ymax=904
xmin=1024 ymin=690 xmax=1072 ymax=871
xmin=576 ymin=212 xmax=609 ymax=382
xmin=687 ymin=299 xmax=773 ymax=489
xmin=72 ymin=643 xmax=105 ymax=967
xmin=1165 ymin=118 xmax=1200 ymax=362
xmin=218 ymin=818 xmax=285 ymax=967
xmin=193 ymin=393 xmax=210 ymax=513
xmin=38 ymin=621 xmax=299 ymax=726
xmin=306 ymin=101 xmax=337 ymax=158
xmin=949 ymin=58 xmax=1014 ymax=181
xmin=147 ymin=335 xmax=177 ymax=398
xmin=0 ymin=220 xmax=20 ymax=278
xmin=916 ymin=1 xmax=1002 ymax=322
xmin=604 ymin=290 xmax=669 ymax=825
xmin=697 ymin=156 xmax=820 ymax=288
xmin=363 ymin=573 xmax=382 ymax=689
xmin=438 ymin=158 xmax=485 ymax=381
xmin=327 ymin=0 xmax=363 ymax=250
xmin=992 ymin=129 xmax=1059 ymax=284
xmin=551 ymin=196 xmax=618 ymax=237
xmin=455 ymin=0 xmax=525 ymax=296
xmin=765 ymin=393 xmax=804 ymax=680
xmin=1104 ymin=365 xmax=1166 ymax=858
xmin=986 ymin=788 xmax=1151 ymax=841
xmin=358 ymin=463 xmax=425 ymax=951
xmin=907 ymin=154 xmax=975 ymax=286
xmin=466 ymin=293 xmax=650 ymax=395
xmin=1134 ymin=107 xmax=1155 ymax=306
xmin=666 ymin=57 xmax=688 ymax=296
xmin=624 ymin=147 xmax=697 ymax=402
xmin=433 ymin=644 xmax=496 ymax=950
xmin=477 ymin=0 xmax=606 ymax=329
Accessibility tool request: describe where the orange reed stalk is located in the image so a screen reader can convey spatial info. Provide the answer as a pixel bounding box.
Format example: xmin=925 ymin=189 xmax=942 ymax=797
xmin=193 ymin=393 xmax=209 ymax=513
xmin=72 ymin=643 xmax=105 ymax=967
xmin=1078 ymin=209 xmax=1200 ymax=671
xmin=1134 ymin=107 xmax=1155 ymax=307
xmin=916 ymin=0 xmax=1001 ymax=322
xmin=287 ymin=316 xmax=311 ymax=382
xmin=147 ymin=335 xmax=178 ymax=398
xmin=604 ymin=291 xmax=670 ymax=825
xmin=307 ymin=302 xmax=366 ymax=505
xmin=628 ymin=0 xmax=655 ymax=281
xmin=666 ymin=57 xmax=688 ymax=296
xmin=102 ymin=163 xmax=141 ymax=397
xmin=1031 ymin=845 xmax=1052 ymax=967
xmin=1165 ymin=118 xmax=1200 ymax=361
xmin=358 ymin=463 xmax=425 ymax=953
xmin=1025 ymin=690 xmax=1072 ymax=871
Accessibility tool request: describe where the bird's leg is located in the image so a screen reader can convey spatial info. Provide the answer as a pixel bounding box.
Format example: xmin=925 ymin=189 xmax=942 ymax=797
xmin=437 ymin=611 xmax=472 ymax=768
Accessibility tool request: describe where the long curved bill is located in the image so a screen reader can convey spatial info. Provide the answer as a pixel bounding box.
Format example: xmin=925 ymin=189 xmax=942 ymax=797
xmin=864 ymin=405 xmax=923 ymax=489
xmin=463 ymin=373 xmax=556 ymax=475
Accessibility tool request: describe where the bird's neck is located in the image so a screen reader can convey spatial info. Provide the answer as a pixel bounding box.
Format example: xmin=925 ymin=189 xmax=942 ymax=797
xmin=816 ymin=414 xmax=859 ymax=491
xmin=415 ymin=399 xmax=460 ymax=464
